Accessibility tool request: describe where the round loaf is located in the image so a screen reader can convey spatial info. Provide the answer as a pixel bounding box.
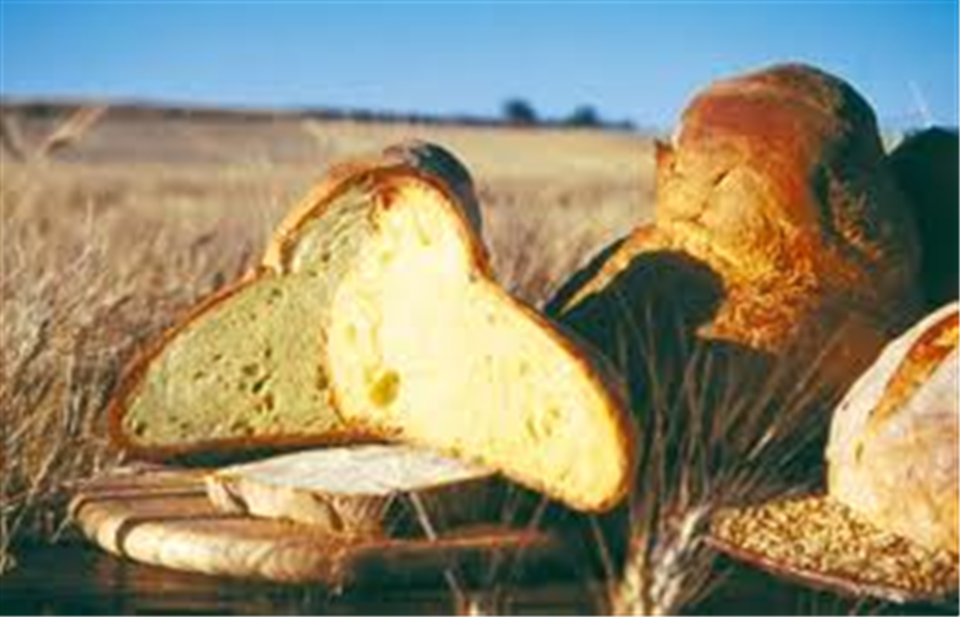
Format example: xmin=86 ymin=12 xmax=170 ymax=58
xmin=659 ymin=64 xmax=921 ymax=352
xmin=827 ymin=302 xmax=959 ymax=554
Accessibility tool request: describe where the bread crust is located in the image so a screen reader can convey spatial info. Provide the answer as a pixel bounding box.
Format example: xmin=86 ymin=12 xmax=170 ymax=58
xmin=887 ymin=127 xmax=959 ymax=309
xmin=710 ymin=311 xmax=960 ymax=602
xmin=550 ymin=63 xmax=922 ymax=395
xmin=111 ymin=152 xmax=456 ymax=460
xmin=827 ymin=302 xmax=959 ymax=554
xmin=263 ymin=146 xmax=487 ymax=276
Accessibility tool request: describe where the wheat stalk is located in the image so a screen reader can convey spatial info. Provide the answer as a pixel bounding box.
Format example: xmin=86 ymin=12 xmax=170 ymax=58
xmin=597 ymin=296 xmax=844 ymax=615
xmin=0 ymin=103 xmax=237 ymax=573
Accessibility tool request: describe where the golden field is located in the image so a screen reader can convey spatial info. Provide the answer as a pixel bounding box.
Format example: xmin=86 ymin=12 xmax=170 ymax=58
xmin=4 ymin=104 xmax=944 ymax=616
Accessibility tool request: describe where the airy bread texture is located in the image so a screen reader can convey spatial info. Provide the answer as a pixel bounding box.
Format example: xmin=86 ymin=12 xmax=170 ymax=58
xmin=827 ymin=302 xmax=959 ymax=554
xmin=315 ymin=177 xmax=633 ymax=512
xmin=549 ymin=64 xmax=922 ymax=396
xmin=111 ymin=175 xmax=385 ymax=456
xmin=206 ymin=445 xmax=497 ymax=536
xmin=113 ymin=144 xmax=475 ymax=455
xmin=111 ymin=141 xmax=635 ymax=512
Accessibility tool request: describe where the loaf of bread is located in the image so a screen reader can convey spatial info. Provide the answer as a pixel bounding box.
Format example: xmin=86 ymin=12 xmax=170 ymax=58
xmin=111 ymin=141 xmax=636 ymax=513
xmin=888 ymin=127 xmax=959 ymax=310
xmin=710 ymin=303 xmax=958 ymax=602
xmin=549 ymin=64 xmax=922 ymax=397
xmin=827 ymin=301 xmax=958 ymax=554
xmin=206 ymin=445 xmax=499 ymax=536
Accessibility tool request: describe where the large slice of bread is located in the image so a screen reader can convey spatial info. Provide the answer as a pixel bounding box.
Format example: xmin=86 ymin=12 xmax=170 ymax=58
xmin=110 ymin=163 xmax=391 ymax=457
xmin=111 ymin=141 xmax=635 ymax=512
xmin=274 ymin=144 xmax=635 ymax=512
xmin=206 ymin=445 xmax=499 ymax=536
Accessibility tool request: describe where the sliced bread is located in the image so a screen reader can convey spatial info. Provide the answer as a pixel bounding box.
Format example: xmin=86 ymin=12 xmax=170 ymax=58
xmin=111 ymin=141 xmax=636 ymax=512
xmin=206 ymin=445 xmax=499 ymax=536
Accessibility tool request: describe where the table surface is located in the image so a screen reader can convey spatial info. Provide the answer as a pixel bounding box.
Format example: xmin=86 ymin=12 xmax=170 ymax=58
xmin=2 ymin=542 xmax=955 ymax=615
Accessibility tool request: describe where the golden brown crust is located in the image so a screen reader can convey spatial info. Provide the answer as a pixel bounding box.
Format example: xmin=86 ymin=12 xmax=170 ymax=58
xmin=264 ymin=144 xmax=489 ymax=276
xmin=870 ymin=309 xmax=958 ymax=428
xmin=665 ymin=64 xmax=920 ymax=344
xmin=550 ymin=63 xmax=922 ymax=397
xmin=828 ymin=303 xmax=959 ymax=555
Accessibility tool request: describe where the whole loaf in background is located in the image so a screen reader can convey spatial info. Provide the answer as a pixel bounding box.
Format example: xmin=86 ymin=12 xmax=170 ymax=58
xmin=549 ymin=64 xmax=924 ymax=423
xmin=827 ymin=301 xmax=958 ymax=555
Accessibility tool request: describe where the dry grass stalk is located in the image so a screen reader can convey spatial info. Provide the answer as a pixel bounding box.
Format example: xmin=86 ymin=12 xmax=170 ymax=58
xmin=601 ymin=302 xmax=847 ymax=615
xmin=0 ymin=112 xmax=28 ymax=161
xmin=3 ymin=105 xmax=841 ymax=613
xmin=1 ymin=207 xmax=125 ymax=572
xmin=0 ymin=107 xmax=258 ymax=573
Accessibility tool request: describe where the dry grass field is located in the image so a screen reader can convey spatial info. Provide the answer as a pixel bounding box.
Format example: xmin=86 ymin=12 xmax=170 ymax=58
xmin=0 ymin=103 xmax=654 ymax=576
xmin=3 ymin=104 xmax=948 ymax=616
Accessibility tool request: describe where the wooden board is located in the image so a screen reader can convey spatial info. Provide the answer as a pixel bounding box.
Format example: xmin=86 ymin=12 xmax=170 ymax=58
xmin=69 ymin=465 xmax=561 ymax=586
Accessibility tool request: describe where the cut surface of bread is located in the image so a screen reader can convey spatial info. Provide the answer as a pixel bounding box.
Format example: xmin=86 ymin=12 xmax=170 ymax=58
xmin=206 ymin=445 xmax=498 ymax=535
xmin=114 ymin=146 xmax=474 ymax=456
xmin=311 ymin=178 xmax=634 ymax=512
xmin=112 ymin=182 xmax=380 ymax=455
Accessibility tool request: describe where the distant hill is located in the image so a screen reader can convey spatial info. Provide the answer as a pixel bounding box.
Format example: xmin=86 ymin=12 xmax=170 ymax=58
xmin=0 ymin=97 xmax=641 ymax=132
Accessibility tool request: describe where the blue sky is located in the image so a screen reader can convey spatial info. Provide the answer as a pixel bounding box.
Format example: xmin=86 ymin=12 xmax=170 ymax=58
xmin=1 ymin=1 xmax=957 ymax=129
